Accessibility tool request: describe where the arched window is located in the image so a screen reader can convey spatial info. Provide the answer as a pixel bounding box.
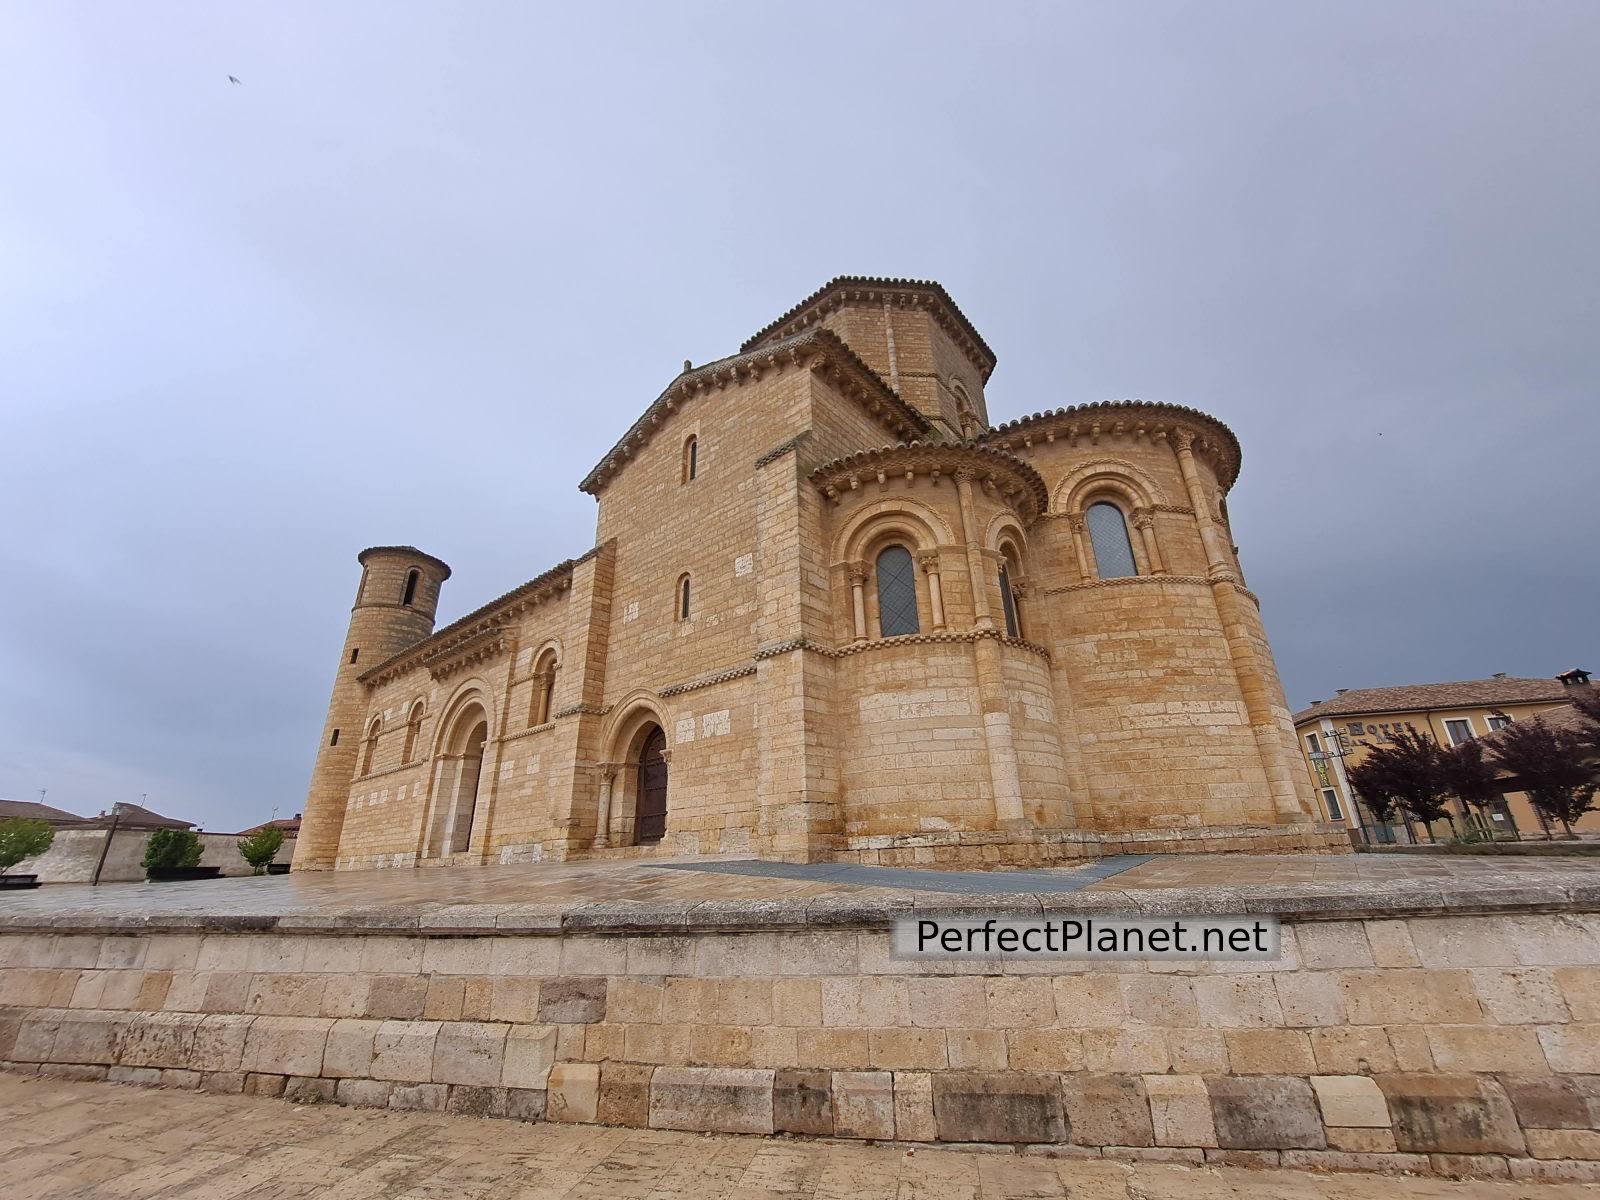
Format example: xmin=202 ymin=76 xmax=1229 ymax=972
xmin=402 ymin=569 xmax=420 ymax=607
xmin=682 ymin=436 xmax=698 ymax=483
xmin=402 ymin=703 xmax=424 ymax=763
xmin=361 ymin=720 xmax=381 ymax=775
xmin=1086 ymin=502 xmax=1139 ymax=580
xmin=875 ymin=545 xmax=920 ymax=637
xmin=998 ymin=542 xmax=1024 ymax=638
xmin=677 ymin=574 xmax=692 ymax=621
xmin=530 ymin=651 xmax=559 ymax=726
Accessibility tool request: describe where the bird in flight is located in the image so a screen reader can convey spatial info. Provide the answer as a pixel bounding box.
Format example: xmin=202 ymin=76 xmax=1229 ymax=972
xmin=228 ymin=75 xmax=241 ymax=85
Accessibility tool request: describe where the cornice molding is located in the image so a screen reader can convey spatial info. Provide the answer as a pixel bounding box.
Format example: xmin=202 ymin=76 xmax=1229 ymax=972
xmin=1041 ymin=574 xmax=1212 ymax=595
xmin=980 ymin=401 xmax=1242 ymax=491
xmin=740 ymin=276 xmax=997 ymax=382
xmin=808 ymin=441 xmax=1050 ymax=523
xmin=659 ymin=663 xmax=758 ymax=698
xmin=579 ymin=328 xmax=928 ymax=496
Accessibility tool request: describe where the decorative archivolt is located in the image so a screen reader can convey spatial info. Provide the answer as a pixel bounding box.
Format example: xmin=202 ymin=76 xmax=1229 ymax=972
xmin=984 ymin=511 xmax=1029 ymax=558
xmin=1051 ymin=457 xmax=1171 ymax=516
xmin=429 ymin=678 xmax=496 ymax=758
xmin=834 ymin=497 xmax=955 ymax=566
xmin=600 ymin=688 xmax=669 ymax=762
xmin=810 ymin=442 xmax=1049 ymax=523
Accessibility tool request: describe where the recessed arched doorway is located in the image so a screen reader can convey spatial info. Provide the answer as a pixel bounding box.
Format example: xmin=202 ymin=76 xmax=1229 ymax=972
xmin=425 ymin=699 xmax=489 ymax=858
xmin=635 ymin=724 xmax=668 ymax=844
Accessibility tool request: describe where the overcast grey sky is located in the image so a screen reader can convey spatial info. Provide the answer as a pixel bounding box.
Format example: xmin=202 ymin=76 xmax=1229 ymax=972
xmin=2 ymin=2 xmax=1596 ymax=831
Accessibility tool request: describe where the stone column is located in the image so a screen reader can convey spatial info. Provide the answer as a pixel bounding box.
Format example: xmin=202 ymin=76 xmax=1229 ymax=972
xmin=919 ymin=551 xmax=946 ymax=630
xmin=593 ymin=765 xmax=616 ymax=848
xmin=1010 ymin=578 xmax=1029 ymax=639
xmin=1173 ymin=429 xmax=1310 ymax=823
xmin=955 ymin=471 xmax=996 ymax=631
xmin=1067 ymin=513 xmax=1095 ymax=583
xmin=848 ymin=562 xmax=869 ymax=642
xmin=1131 ymin=508 xmax=1165 ymax=574
xmin=954 ymin=468 xmax=1026 ymax=828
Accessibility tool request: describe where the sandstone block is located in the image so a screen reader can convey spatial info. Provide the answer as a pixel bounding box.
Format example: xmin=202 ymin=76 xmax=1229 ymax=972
xmin=502 ymin=1023 xmax=557 ymax=1089
xmin=947 ymin=1029 xmax=1008 ymax=1070
xmin=1309 ymin=1027 xmax=1396 ymax=1074
xmin=241 ymin=1016 xmax=329 ymax=1077
xmin=1311 ymin=1074 xmax=1389 ymax=1127
xmin=369 ymin=1020 xmax=440 ymax=1082
xmin=1377 ymin=1073 xmax=1525 ymax=1155
xmin=598 ymin=1062 xmax=654 ymax=1126
xmin=362 ymin=975 xmax=428 ymax=1021
xmin=1537 ymin=1023 xmax=1600 ymax=1073
xmin=1429 ymin=1153 xmax=1510 ymax=1179
xmin=894 ymin=1071 xmax=937 ymax=1142
xmin=1193 ymin=975 xmax=1282 ymax=1027
xmin=1051 ymin=975 xmax=1124 ymax=1027
xmin=1502 ymin=1074 xmax=1593 ymax=1130
xmin=1061 ymin=1073 xmax=1152 ymax=1148
xmin=1007 ymin=1029 xmax=1083 ymax=1072
xmin=1364 ymin=920 xmax=1419 ymax=967
xmin=1144 ymin=1074 xmax=1215 ymax=1147
xmin=284 ymin=1076 xmax=337 ymax=1104
xmin=334 ymin=1078 xmax=392 ymax=1107
xmin=832 ymin=1070 xmax=895 ymax=1140
xmin=1224 ymin=1029 xmax=1314 ymax=1074
xmin=389 ymin=1082 xmax=448 ymax=1111
xmin=445 ymin=1084 xmax=508 ymax=1117
xmin=1295 ymin=922 xmax=1373 ymax=969
xmin=118 ymin=1011 xmax=198 ymax=1069
xmin=1470 ymin=968 xmax=1569 ymax=1025
xmin=1327 ymin=1127 xmax=1397 ymax=1153
xmin=867 ymin=1027 xmax=946 ymax=1070
xmin=1208 ymin=1075 xmax=1326 ymax=1150
xmin=190 ymin=1014 xmax=252 ymax=1072
xmin=539 ymin=977 xmax=607 ymax=1024
xmin=1526 ymin=1128 xmax=1600 ymax=1160
xmin=322 ymin=1018 xmax=380 ymax=1078
xmin=548 ymin=1062 xmax=601 ymax=1123
xmin=649 ymin=1067 xmax=774 ymax=1135
xmin=1082 ymin=1028 xmax=1167 ymax=1073
xmin=243 ymin=1072 xmax=285 ymax=1096
xmin=1554 ymin=966 xmax=1600 ymax=1020
xmin=932 ymin=1071 xmax=1066 ymax=1144
xmin=1340 ymin=970 xmax=1481 ymax=1025
xmin=771 ymin=979 xmax=821 ymax=1027
xmin=1427 ymin=1024 xmax=1547 ymax=1074
xmin=774 ymin=1068 xmax=833 ymax=1135
xmin=432 ymin=1021 xmax=506 ymax=1086
xmin=1168 ymin=1029 xmax=1229 ymax=1074
xmin=1272 ymin=972 xmax=1345 ymax=1028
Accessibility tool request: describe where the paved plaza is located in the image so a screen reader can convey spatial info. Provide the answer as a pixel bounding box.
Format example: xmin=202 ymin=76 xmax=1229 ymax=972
xmin=2 ymin=1073 xmax=1594 ymax=1199
xmin=4 ymin=852 xmax=1598 ymax=931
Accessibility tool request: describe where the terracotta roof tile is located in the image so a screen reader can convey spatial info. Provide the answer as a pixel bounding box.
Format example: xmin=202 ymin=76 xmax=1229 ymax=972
xmin=1294 ymin=676 xmax=1576 ymax=722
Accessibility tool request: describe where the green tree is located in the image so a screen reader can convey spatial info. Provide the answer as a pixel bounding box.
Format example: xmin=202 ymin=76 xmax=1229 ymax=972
xmin=237 ymin=825 xmax=284 ymax=875
xmin=0 ymin=817 xmax=54 ymax=874
xmin=142 ymin=828 xmax=204 ymax=872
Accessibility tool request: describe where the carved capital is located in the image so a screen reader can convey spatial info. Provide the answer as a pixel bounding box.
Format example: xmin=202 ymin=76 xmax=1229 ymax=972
xmin=1010 ymin=578 xmax=1031 ymax=600
xmin=1173 ymin=428 xmax=1196 ymax=452
xmin=917 ymin=550 xmax=941 ymax=573
xmin=599 ymin=764 xmax=617 ymax=783
xmin=1067 ymin=513 xmax=1087 ymax=533
xmin=847 ymin=561 xmax=870 ymax=585
xmin=1130 ymin=507 xmax=1155 ymax=530
xmin=952 ymin=466 xmax=979 ymax=485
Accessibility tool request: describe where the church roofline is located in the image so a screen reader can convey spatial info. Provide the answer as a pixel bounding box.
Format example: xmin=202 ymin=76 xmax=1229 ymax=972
xmin=980 ymin=401 xmax=1243 ymax=491
xmin=740 ymin=276 xmax=998 ymax=382
xmin=578 ymin=328 xmax=930 ymax=497
xmin=809 ymin=440 xmax=1051 ymax=523
xmin=356 ymin=549 xmax=603 ymax=687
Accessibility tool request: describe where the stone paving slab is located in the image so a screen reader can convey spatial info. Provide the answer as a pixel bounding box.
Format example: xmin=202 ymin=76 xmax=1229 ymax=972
xmin=0 ymin=853 xmax=1596 ymax=936
xmin=652 ymin=854 xmax=1154 ymax=894
xmin=1 ymin=1073 xmax=1594 ymax=1198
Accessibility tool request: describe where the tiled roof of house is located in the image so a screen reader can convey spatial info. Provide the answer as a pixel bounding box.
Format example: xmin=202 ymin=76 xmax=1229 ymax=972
xmin=1294 ymin=676 xmax=1577 ymax=723
xmin=0 ymin=798 xmax=89 ymax=825
xmin=95 ymin=803 xmax=196 ymax=830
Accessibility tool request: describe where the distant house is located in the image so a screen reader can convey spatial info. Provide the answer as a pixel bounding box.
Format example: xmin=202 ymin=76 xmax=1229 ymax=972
xmin=0 ymin=799 xmax=92 ymax=826
xmin=235 ymin=813 xmax=302 ymax=838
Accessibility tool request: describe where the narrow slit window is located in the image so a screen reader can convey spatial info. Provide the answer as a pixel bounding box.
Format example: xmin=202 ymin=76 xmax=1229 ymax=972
xmin=876 ymin=546 xmax=920 ymax=637
xmin=330 ymin=729 xmax=340 ymax=747
xmin=402 ymin=569 xmax=420 ymax=607
xmin=349 ymin=647 xmax=360 ymax=664
xmin=678 ymin=575 xmax=692 ymax=621
xmin=999 ymin=566 xmax=1020 ymax=638
xmin=683 ymin=436 xmax=698 ymax=483
xmin=1086 ymin=502 xmax=1139 ymax=579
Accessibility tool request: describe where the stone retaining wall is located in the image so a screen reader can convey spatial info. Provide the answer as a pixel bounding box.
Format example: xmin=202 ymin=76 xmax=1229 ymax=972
xmin=4 ymin=910 xmax=1600 ymax=1182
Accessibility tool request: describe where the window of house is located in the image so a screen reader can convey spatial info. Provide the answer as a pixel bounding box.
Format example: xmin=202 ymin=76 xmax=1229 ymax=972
xmin=1305 ymin=733 xmax=1322 ymax=755
xmin=1321 ymin=787 xmax=1344 ymax=822
xmin=1086 ymin=502 xmax=1139 ymax=579
xmin=683 ymin=436 xmax=698 ymax=483
xmin=1487 ymin=714 xmax=1513 ymax=730
xmin=1444 ymin=718 xmax=1475 ymax=745
xmin=875 ymin=545 xmax=920 ymax=637
xmin=402 ymin=570 xmax=420 ymax=607
xmin=678 ymin=574 xmax=692 ymax=621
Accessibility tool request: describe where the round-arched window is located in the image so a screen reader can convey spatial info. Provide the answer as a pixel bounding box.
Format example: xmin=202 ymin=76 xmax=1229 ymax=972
xmin=875 ymin=545 xmax=920 ymax=637
xmin=1086 ymin=502 xmax=1139 ymax=579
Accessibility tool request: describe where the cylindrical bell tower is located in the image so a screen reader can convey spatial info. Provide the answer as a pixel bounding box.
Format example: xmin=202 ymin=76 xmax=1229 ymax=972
xmin=293 ymin=545 xmax=450 ymax=870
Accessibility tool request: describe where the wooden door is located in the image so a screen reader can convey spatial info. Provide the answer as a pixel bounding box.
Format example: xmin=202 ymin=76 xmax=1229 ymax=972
xmin=636 ymin=726 xmax=668 ymax=843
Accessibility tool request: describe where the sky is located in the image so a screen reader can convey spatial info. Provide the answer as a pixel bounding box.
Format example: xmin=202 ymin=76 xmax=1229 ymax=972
xmin=1 ymin=2 xmax=1596 ymax=831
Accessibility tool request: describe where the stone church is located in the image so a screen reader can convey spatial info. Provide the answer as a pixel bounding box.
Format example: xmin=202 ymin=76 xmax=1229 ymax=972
xmin=295 ymin=277 xmax=1342 ymax=872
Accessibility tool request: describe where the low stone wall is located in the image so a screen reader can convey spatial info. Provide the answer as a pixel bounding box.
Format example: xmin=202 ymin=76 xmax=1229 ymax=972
xmin=3 ymin=900 xmax=1599 ymax=1181
xmin=18 ymin=828 xmax=295 ymax=884
xmin=835 ymin=822 xmax=1351 ymax=867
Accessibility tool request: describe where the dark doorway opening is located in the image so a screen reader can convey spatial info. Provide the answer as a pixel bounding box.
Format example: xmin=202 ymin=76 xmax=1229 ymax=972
xmin=636 ymin=725 xmax=668 ymax=843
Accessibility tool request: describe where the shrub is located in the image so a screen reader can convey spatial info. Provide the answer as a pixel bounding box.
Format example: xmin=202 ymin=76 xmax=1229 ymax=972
xmin=142 ymin=828 xmax=204 ymax=872
xmin=0 ymin=817 xmax=54 ymax=874
xmin=237 ymin=825 xmax=284 ymax=875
